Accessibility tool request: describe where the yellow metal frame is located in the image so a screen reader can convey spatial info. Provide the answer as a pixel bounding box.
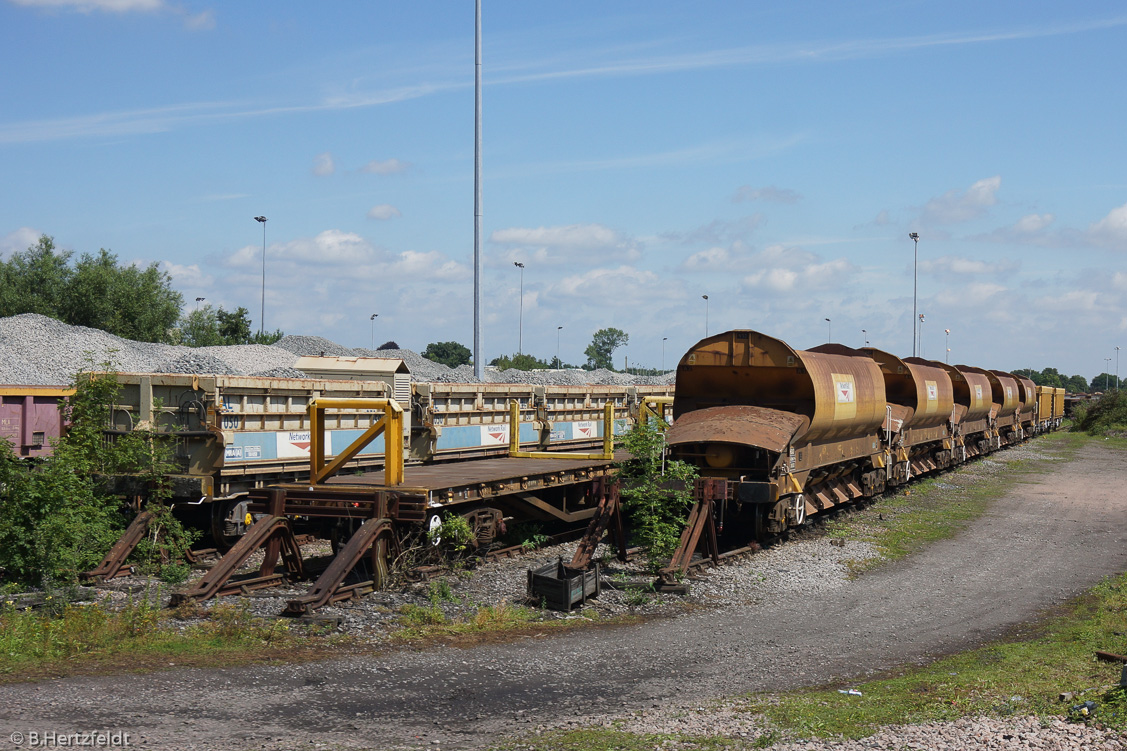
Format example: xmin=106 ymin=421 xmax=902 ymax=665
xmin=308 ymin=398 xmax=404 ymax=485
xmin=636 ymin=395 xmax=673 ymax=431
xmin=509 ymin=400 xmax=614 ymax=460
xmin=0 ymin=385 xmax=75 ymax=397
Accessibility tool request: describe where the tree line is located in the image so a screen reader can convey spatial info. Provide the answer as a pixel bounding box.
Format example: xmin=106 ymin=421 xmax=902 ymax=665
xmin=0 ymin=234 xmax=281 ymax=345
xmin=422 ymin=327 xmax=633 ymax=371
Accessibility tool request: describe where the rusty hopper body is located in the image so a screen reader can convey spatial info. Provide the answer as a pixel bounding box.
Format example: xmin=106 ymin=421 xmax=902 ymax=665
xmin=851 ymin=348 xmax=955 ymax=445
xmin=668 ymin=330 xmax=887 ymax=532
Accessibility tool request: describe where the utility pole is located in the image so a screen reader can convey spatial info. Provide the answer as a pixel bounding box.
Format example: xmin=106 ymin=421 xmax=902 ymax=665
xmin=909 ymin=232 xmax=919 ymax=356
xmin=472 ymin=0 xmax=483 ymax=379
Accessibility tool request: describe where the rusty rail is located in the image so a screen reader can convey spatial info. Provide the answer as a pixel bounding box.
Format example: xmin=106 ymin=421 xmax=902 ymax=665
xmin=170 ymin=490 xmax=307 ymax=605
xmin=570 ymin=476 xmax=626 ymax=569
xmin=283 ymin=517 xmax=393 ymax=616
xmin=80 ymin=510 xmax=153 ymax=581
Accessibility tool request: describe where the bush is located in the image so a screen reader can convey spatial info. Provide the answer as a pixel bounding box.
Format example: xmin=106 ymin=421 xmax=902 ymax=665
xmin=1071 ymin=391 xmax=1127 ymax=437
xmin=616 ymin=420 xmax=697 ymax=566
xmin=0 ymin=365 xmax=197 ymax=587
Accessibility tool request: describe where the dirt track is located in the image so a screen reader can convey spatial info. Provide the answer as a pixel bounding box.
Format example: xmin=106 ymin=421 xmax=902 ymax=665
xmin=1 ymin=440 xmax=1125 ymax=750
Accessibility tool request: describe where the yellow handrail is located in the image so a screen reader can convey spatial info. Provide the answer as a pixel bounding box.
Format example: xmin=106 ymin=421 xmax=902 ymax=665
xmin=308 ymin=398 xmax=403 ymax=485
xmin=508 ymin=400 xmax=614 ymax=460
xmin=636 ymin=395 xmax=673 ymax=430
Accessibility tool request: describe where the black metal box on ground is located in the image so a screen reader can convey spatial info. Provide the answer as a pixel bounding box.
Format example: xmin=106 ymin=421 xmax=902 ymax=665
xmin=527 ymin=557 xmax=600 ymax=611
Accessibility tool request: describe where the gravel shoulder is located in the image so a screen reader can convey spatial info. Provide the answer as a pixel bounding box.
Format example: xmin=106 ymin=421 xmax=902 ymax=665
xmin=1 ymin=440 xmax=1125 ymax=750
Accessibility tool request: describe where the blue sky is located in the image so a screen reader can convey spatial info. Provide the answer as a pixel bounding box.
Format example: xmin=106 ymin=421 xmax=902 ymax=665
xmin=1 ymin=1 xmax=1125 ymax=380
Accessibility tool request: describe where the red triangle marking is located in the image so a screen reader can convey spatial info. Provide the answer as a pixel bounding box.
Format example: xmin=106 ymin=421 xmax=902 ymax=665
xmin=292 ymin=442 xmax=310 ymax=451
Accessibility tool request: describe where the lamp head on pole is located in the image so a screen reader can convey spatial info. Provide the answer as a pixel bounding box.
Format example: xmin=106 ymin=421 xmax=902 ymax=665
xmin=908 ymin=232 xmax=919 ymax=241
xmin=370 ymin=313 xmax=378 ymax=321
xmin=513 ymin=261 xmax=524 ymax=269
xmin=255 ymin=216 xmax=267 ymax=224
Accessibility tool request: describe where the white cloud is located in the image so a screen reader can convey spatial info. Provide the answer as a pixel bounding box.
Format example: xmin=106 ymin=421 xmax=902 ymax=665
xmin=11 ymin=0 xmax=215 ymax=30
xmin=226 ymin=229 xmax=375 ymax=268
xmin=919 ymin=176 xmax=1001 ymax=225
xmin=491 ymin=223 xmax=641 ymax=264
xmin=159 ymin=260 xmax=212 ymax=287
xmin=732 ymin=185 xmax=801 ymax=204
xmin=1013 ymin=213 xmax=1055 ymax=233
xmin=182 ymin=8 xmax=213 ymax=30
xmin=919 ymin=255 xmax=1018 ymax=276
xmin=681 ymin=246 xmax=732 ymax=271
xmin=739 ymin=244 xmax=855 ymax=293
xmin=0 ymin=227 xmax=42 ymax=259
xmin=1087 ymin=202 xmax=1127 ymax=247
xmin=312 ymin=152 xmax=335 ymax=176
xmin=367 ymin=204 xmax=402 ymax=221
xmin=361 ymin=158 xmax=410 ymax=175
xmin=10 ymin=0 xmax=164 ymax=11
xmin=552 ymin=265 xmax=666 ymax=307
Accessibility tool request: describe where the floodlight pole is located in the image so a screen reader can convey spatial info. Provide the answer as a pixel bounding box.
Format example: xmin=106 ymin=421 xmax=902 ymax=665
xmin=825 ymin=317 xmax=831 ymax=343
xmin=1117 ymin=346 xmax=1121 ymax=391
xmin=909 ymin=232 xmax=919 ymax=356
xmin=514 ymin=261 xmax=525 ymax=355
xmin=472 ymin=0 xmax=483 ymax=379
xmin=1106 ymin=358 xmax=1112 ymax=391
xmin=370 ymin=313 xmax=378 ymax=349
xmin=702 ymin=294 xmax=709 ymax=337
xmin=556 ymin=325 xmax=563 ymax=367
xmin=255 ymin=216 xmax=267 ymax=336
xmin=662 ymin=336 xmax=668 ymax=372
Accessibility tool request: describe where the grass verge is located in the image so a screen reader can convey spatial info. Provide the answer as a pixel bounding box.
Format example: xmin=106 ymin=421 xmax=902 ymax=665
xmin=0 ymin=592 xmax=352 ymax=682
xmin=388 ymin=601 xmax=642 ymax=647
xmin=745 ymin=571 xmax=1127 ymax=739
xmin=835 ymin=431 xmax=1087 ymax=573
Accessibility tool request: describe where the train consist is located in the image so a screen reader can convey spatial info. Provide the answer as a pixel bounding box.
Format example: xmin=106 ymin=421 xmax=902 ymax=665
xmin=663 ymin=329 xmax=1064 ymax=568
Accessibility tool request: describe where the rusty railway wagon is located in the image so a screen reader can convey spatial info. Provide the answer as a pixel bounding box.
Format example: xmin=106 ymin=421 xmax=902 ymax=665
xmin=98 ymin=367 xmax=670 ymax=546
xmin=659 ymin=330 xmax=1058 ymax=578
xmin=86 ymin=379 xmax=673 ymax=604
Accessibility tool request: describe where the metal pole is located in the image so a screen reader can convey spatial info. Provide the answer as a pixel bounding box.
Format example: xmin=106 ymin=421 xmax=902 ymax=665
xmin=1106 ymin=358 xmax=1112 ymax=391
xmin=909 ymin=232 xmax=919 ymax=356
xmin=1117 ymin=346 xmax=1121 ymax=391
xmin=195 ymin=297 xmax=204 ymax=313
xmin=702 ymin=295 xmax=709 ymax=337
xmin=945 ymin=329 xmax=950 ymax=364
xmin=473 ymin=0 xmax=483 ymax=379
xmin=514 ymin=261 xmax=524 ymax=355
xmin=370 ymin=313 xmax=378 ymax=349
xmin=861 ymin=329 xmax=868 ymax=346
xmin=662 ymin=336 xmax=667 ymax=372
xmin=825 ymin=317 xmax=831 ymax=343
xmin=255 ymin=216 xmax=267 ymax=336
xmin=556 ymin=326 xmax=562 ymax=367
xmin=918 ymin=314 xmax=925 ymax=359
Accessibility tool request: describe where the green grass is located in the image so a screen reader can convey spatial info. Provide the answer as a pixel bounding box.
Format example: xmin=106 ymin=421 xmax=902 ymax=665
xmin=745 ymin=572 xmax=1127 ymax=739
xmin=838 ymin=431 xmax=1086 ymax=572
xmin=0 ymin=593 xmax=346 ymax=681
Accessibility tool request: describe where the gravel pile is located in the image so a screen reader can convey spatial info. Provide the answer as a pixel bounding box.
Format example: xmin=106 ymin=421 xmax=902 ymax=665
xmin=0 ymin=313 xmax=675 ymax=387
xmin=249 ymin=366 xmax=309 ymax=378
xmin=272 ymin=334 xmax=356 ymax=357
xmin=153 ymin=353 xmax=237 ymax=375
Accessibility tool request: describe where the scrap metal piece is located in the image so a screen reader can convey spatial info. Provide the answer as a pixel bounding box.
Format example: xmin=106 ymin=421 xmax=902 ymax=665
xmin=80 ymin=510 xmax=153 ymax=581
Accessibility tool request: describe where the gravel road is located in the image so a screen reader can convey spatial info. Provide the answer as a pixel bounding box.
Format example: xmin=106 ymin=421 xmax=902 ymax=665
xmin=1 ymin=441 xmax=1125 ymax=750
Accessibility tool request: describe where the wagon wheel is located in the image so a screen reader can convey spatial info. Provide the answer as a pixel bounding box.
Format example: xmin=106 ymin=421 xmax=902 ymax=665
xmin=369 ymin=522 xmax=397 ymax=591
xmin=753 ymin=505 xmax=769 ymax=543
xmin=789 ymin=494 xmax=807 ymax=527
xmin=371 ymin=536 xmax=390 ymax=590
